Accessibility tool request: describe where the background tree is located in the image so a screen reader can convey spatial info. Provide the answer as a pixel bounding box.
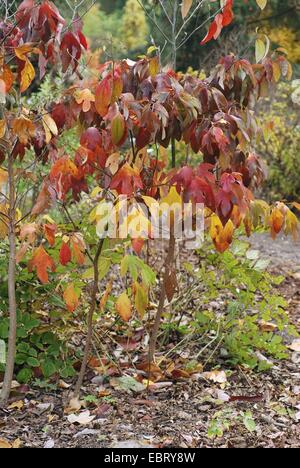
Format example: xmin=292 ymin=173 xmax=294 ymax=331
xmin=122 ymin=0 xmax=148 ymax=52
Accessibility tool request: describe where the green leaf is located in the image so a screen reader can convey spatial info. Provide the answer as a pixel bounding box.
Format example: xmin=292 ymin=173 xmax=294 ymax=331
xmin=255 ymin=35 xmax=270 ymax=63
xmin=27 ymin=357 xmax=40 ymax=368
xmin=17 ymin=368 xmax=33 ymax=384
xmin=15 ymin=353 xmax=28 ymax=365
xmin=243 ymin=412 xmax=257 ymax=433
xmin=18 ymin=342 xmax=30 ymax=354
xmin=42 ymin=360 xmax=57 ymax=378
xmin=121 ymin=255 xmax=156 ymax=286
xmin=0 ymin=320 xmax=9 ymax=339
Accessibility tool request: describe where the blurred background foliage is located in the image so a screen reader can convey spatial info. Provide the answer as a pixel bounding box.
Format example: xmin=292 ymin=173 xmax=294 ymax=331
xmin=2 ymin=1 xmax=299 ymax=71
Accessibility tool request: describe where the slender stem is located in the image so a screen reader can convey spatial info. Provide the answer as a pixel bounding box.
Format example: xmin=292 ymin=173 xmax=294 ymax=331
xmin=0 ymin=152 xmax=17 ymax=406
xmin=149 ymin=228 xmax=176 ymax=362
xmin=73 ymin=238 xmax=104 ymax=399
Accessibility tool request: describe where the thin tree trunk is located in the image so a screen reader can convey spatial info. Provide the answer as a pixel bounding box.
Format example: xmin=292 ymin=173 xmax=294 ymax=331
xmin=73 ymin=239 xmax=104 ymax=399
xmin=0 ymin=153 xmax=17 ymax=406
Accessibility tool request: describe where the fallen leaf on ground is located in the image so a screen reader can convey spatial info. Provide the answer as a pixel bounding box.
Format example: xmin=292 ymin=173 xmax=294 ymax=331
xmin=8 ymin=400 xmax=24 ymax=411
xmin=44 ymin=439 xmax=55 ymax=449
xmin=67 ymin=411 xmax=95 ymax=425
xmin=64 ymin=397 xmax=82 ymax=414
xmin=110 ymin=376 xmax=146 ymax=393
xmin=0 ymin=439 xmax=12 ymax=448
xmin=289 ymin=340 xmax=300 ymax=352
xmin=202 ymin=370 xmax=227 ymax=384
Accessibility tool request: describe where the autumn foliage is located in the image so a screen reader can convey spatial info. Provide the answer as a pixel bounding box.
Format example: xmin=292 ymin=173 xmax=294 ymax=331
xmin=0 ymin=0 xmax=299 ymax=402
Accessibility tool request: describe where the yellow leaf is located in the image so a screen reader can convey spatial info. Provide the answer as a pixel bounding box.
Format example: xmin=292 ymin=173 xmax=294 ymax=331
xmin=12 ymin=438 xmax=22 ymax=449
xmin=20 ymin=59 xmax=35 ymax=93
xmin=210 ymin=215 xmax=234 ymax=253
xmin=0 ymin=119 xmax=6 ymax=139
xmin=0 ymin=204 xmax=8 ymax=239
xmin=63 ymin=283 xmax=80 ymax=313
xmin=272 ymin=62 xmax=281 ymax=82
xmin=15 ymin=43 xmax=39 ymax=61
xmin=134 ymin=282 xmax=148 ymax=319
xmin=74 ymin=89 xmax=95 ymax=113
xmin=256 ymin=0 xmax=267 ymax=9
xmin=181 ymin=0 xmax=193 ymax=19
xmin=255 ymin=37 xmax=269 ymax=63
xmin=116 ymin=292 xmax=132 ymax=322
xmin=284 ymin=208 xmax=299 ymax=241
xmin=42 ymin=114 xmax=58 ymax=144
xmin=149 ymin=56 xmax=159 ymax=77
xmin=0 ymin=167 xmax=8 ymax=187
xmin=160 ymin=186 xmax=182 ymax=208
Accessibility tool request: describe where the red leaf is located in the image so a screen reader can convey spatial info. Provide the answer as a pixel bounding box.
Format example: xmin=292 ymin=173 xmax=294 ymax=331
xmin=200 ymin=0 xmax=234 ymax=45
xmin=171 ymin=166 xmax=194 ymax=192
xmin=200 ymin=18 xmax=219 ymax=45
xmin=60 ymin=242 xmax=72 ymax=266
xmin=80 ymin=127 xmax=102 ymax=151
xmin=110 ymin=163 xmax=143 ymax=196
xmin=60 ymin=32 xmax=81 ymax=73
xmin=132 ymin=239 xmax=145 ymax=255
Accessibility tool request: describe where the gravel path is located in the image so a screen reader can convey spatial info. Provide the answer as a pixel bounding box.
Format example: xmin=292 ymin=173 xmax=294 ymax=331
xmin=249 ymin=233 xmax=300 ymax=274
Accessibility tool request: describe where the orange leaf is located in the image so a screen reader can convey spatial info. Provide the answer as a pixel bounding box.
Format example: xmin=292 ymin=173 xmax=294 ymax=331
xmin=0 ymin=65 xmax=14 ymax=93
xmin=269 ymin=207 xmax=284 ymax=238
xmin=44 ymin=224 xmax=57 ymax=247
xmin=71 ymin=235 xmax=86 ymax=265
xmin=50 ymin=156 xmax=78 ymax=179
xmin=110 ymin=163 xmax=143 ymax=195
xmin=12 ymin=117 xmax=35 ymax=144
xmin=31 ymin=183 xmax=51 ymax=216
xmin=116 ymin=292 xmax=132 ymax=322
xmin=100 ymin=281 xmax=113 ymax=311
xmin=95 ymin=77 xmax=112 ymax=117
xmin=74 ymin=88 xmax=95 ymax=112
xmin=28 ymin=246 xmax=55 ymax=284
xmin=64 ymin=283 xmax=80 ymax=313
